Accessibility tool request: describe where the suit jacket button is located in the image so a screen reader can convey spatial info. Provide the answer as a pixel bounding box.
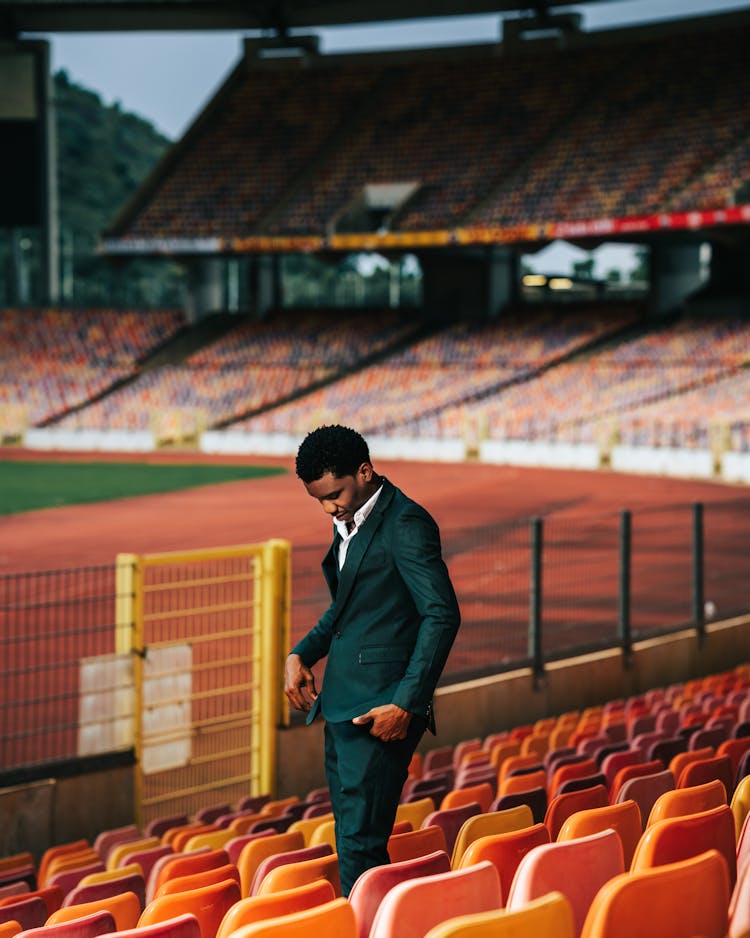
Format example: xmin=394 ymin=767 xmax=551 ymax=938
xmin=334 ymin=630 xmax=342 ymax=638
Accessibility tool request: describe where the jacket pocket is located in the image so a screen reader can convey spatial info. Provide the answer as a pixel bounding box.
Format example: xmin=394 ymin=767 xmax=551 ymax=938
xmin=358 ymin=644 xmax=411 ymax=665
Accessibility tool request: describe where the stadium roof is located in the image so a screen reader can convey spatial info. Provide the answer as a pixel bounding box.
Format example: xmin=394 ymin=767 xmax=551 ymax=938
xmin=4 ymin=0 xmax=617 ymax=33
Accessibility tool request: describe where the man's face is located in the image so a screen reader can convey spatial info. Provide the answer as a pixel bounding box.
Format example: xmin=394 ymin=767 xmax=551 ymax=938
xmin=303 ymin=463 xmax=374 ymax=525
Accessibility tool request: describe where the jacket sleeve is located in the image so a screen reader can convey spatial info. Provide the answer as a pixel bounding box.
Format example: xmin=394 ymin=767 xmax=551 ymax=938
xmin=388 ymin=505 xmax=460 ymax=716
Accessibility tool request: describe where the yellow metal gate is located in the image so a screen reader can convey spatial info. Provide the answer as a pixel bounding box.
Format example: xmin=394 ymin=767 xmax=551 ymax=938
xmin=116 ymin=540 xmax=290 ymax=828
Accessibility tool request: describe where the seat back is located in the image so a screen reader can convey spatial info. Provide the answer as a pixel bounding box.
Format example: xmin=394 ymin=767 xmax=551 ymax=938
xmin=63 ymin=873 xmax=146 ymax=911
xmin=147 ymin=850 xmax=230 ymax=904
xmin=107 ymin=839 xmax=161 ymax=872
xmin=255 ymin=854 xmax=341 ymax=899
xmin=647 ymin=778 xmax=726 ymax=826
xmin=580 ymin=849 xmax=729 ymax=938
xmin=441 ymin=785 xmax=493 ymax=814
xmin=139 ymin=879 xmax=241 ymax=938
xmin=490 ymin=789 xmax=547 ymax=825
xmin=38 ymin=842 xmax=89 ymax=889
xmin=422 ymin=891 xmax=575 ymax=938
xmin=456 ymin=824 xmax=550 ymax=901
xmin=631 ymin=803 xmax=737 ymax=888
xmin=732 ymin=774 xmax=750 ymax=840
xmin=46 ymin=892 xmax=141 ymax=933
xmin=677 ymin=755 xmax=734 ymax=795
xmin=348 ymin=850 xmax=451 ymax=938
xmin=544 ymin=785 xmax=609 ymax=840
xmin=368 ymin=861 xmax=502 ymax=938
xmin=184 ymin=832 xmax=235 ymax=854
xmin=235 ymin=833 xmax=304 ymax=898
xmin=216 ymin=879 xmax=335 ymax=938
xmin=156 ymin=865 xmax=240 ymax=899
xmin=0 ymin=898 xmax=47 ymax=931
xmin=216 ymin=898 xmax=355 ymax=938
xmin=93 ymin=826 xmax=141 ymax=866
xmin=614 ymin=769 xmax=674 ymax=830
xmin=557 ymin=799 xmax=642 ymax=868
xmin=387 ymin=826 xmax=447 ymax=865
xmin=15 ymin=910 xmax=117 ymax=938
xmin=394 ymin=798 xmax=436 ymax=831
xmin=249 ymin=845 xmax=332 ymax=897
xmin=422 ymin=804 xmax=482 ymax=856
xmin=506 ymin=828 xmax=625 ymax=936
xmin=286 ymin=815 xmax=334 ymax=847
xmin=450 ymin=805 xmax=533 ymax=869
xmin=0 ymin=887 xmax=63 ymax=918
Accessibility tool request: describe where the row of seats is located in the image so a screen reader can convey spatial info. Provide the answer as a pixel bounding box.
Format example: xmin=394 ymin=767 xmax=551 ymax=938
xmin=2 ymin=666 xmax=750 ymax=937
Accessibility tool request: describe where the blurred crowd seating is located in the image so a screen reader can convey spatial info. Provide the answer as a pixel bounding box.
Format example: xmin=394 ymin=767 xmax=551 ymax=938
xmin=56 ymin=310 xmax=418 ymax=431
xmin=0 ymin=309 xmax=184 ymax=426
xmin=114 ymin=19 xmax=750 ymax=243
xmin=440 ymin=314 xmax=750 ymax=447
xmin=3 ymin=665 xmax=750 ymax=938
xmin=5 ymin=306 xmax=750 ymax=454
xmin=236 ymin=305 xmax=637 ymax=436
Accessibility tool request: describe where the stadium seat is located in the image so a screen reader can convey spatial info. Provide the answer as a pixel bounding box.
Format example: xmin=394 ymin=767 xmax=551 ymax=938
xmin=217 ymin=898 xmax=356 ymax=938
xmin=422 ymin=892 xmax=575 ymax=938
xmin=450 ymin=805 xmax=533 ymax=869
xmin=248 ymin=845 xmax=332 ymax=897
xmin=631 ymin=804 xmax=737 ymax=887
xmin=367 ymin=861 xmax=502 ymax=938
xmin=138 ymin=879 xmax=240 ymax=938
xmin=215 ymin=879 xmax=336 ymax=938
xmin=421 ymin=804 xmax=483 ymax=857
xmin=387 ymin=826 xmax=447 ymax=865
xmin=14 ymin=910 xmax=116 ymax=938
xmin=46 ymin=892 xmax=141 ymax=933
xmin=557 ymin=799 xmax=642 ymax=868
xmin=544 ymin=785 xmax=609 ymax=840
xmin=506 ymin=828 xmax=625 ymax=936
xmin=646 ymin=778 xmax=726 ymax=826
xmin=455 ymin=824 xmax=551 ymax=901
xmin=254 ymin=853 xmax=341 ymax=899
xmin=348 ymin=851 xmax=451 ymax=938
xmin=580 ymin=849 xmax=729 ymax=938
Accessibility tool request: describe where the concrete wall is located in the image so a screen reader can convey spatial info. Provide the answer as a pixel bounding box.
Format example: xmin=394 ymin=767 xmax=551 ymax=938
xmin=0 ymin=765 xmax=133 ymax=863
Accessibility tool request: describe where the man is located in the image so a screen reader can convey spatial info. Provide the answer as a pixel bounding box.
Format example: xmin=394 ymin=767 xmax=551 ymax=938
xmin=284 ymin=424 xmax=460 ymax=896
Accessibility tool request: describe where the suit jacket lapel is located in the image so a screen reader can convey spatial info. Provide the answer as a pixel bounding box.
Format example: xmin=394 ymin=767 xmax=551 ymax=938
xmin=330 ymin=480 xmax=394 ymax=622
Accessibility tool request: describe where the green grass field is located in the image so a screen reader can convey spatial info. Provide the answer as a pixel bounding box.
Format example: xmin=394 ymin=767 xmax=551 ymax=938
xmin=0 ymin=460 xmax=286 ymax=516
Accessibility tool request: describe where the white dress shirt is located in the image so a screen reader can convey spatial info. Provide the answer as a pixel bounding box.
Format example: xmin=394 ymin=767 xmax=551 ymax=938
xmin=333 ymin=484 xmax=383 ymax=570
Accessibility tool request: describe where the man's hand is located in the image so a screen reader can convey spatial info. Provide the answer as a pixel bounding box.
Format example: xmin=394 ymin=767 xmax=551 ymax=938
xmin=284 ymin=653 xmax=318 ymax=713
xmin=353 ymin=704 xmax=412 ymax=741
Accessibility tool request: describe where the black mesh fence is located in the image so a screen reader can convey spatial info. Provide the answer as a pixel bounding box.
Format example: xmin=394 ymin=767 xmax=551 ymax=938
xmin=0 ymin=564 xmax=117 ymax=772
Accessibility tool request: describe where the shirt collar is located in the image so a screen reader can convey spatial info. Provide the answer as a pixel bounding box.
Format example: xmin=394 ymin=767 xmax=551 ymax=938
xmin=333 ymin=483 xmax=383 ymax=539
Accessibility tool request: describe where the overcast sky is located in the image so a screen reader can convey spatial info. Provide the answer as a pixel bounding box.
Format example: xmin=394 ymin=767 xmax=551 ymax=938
xmin=31 ymin=0 xmax=750 ymax=140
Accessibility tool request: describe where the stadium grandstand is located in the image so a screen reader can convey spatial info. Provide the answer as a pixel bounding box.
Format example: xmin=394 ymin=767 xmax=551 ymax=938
xmin=2 ymin=2 xmax=750 ymax=935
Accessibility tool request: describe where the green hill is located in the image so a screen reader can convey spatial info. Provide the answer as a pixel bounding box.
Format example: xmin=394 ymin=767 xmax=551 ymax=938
xmin=54 ymin=70 xmax=184 ymax=307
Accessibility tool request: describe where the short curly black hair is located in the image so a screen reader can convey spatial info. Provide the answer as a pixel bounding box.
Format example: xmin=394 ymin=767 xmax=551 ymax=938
xmin=295 ymin=425 xmax=371 ymax=483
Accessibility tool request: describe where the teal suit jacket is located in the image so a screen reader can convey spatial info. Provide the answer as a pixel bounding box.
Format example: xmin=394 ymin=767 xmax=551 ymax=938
xmin=292 ymin=478 xmax=460 ymax=727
